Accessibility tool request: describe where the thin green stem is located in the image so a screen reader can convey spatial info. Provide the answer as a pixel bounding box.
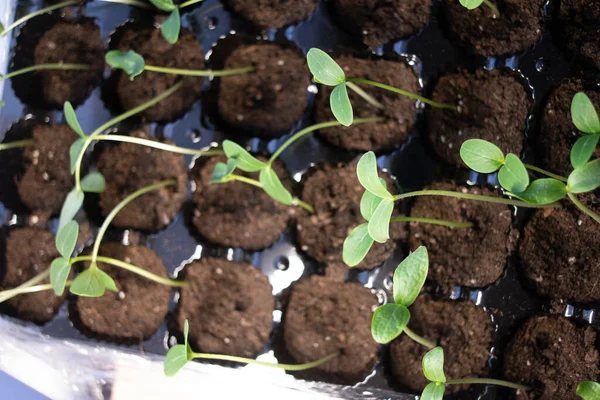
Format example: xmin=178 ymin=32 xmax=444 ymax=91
xmin=347 ymin=78 xmax=456 ymax=110
xmin=394 ymin=190 xmax=560 ymax=209
xmin=482 ymin=0 xmax=501 ymax=17
xmin=404 ymin=327 xmax=436 ymax=349
xmin=0 ymin=269 xmax=51 ymax=303
xmin=391 ymin=217 xmax=473 ymax=228
xmin=0 ymin=139 xmax=34 ymax=151
xmin=192 ymin=351 xmax=339 ymax=371
xmin=447 ymin=378 xmax=530 ymax=391
xmin=144 ymin=65 xmax=254 ymax=77
xmin=95 ymin=0 xmax=152 ymax=8
xmin=567 ymin=193 xmax=600 ymax=224
xmin=0 ymin=64 xmax=91 ymax=82
xmin=523 ymin=164 xmax=567 ymax=182
xmin=0 ymin=281 xmax=73 ymax=303
xmin=294 ymin=198 xmax=315 ymax=214
xmin=178 ymin=0 xmax=205 ymax=9
xmin=346 ymin=81 xmax=385 ymax=110
xmin=96 ymin=135 xmax=222 ymax=157
xmin=0 ymin=1 xmax=79 ymax=37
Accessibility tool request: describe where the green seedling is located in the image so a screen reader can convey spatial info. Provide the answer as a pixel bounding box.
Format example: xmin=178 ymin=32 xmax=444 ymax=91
xmin=459 ymin=0 xmax=500 ymax=17
xmin=306 ymin=48 xmax=455 ymax=126
xmin=577 ymin=381 xmax=600 ymax=400
xmin=148 ymin=0 xmax=205 ymax=44
xmin=164 ymin=319 xmax=339 ymax=376
xmin=570 ymin=92 xmax=600 ymax=169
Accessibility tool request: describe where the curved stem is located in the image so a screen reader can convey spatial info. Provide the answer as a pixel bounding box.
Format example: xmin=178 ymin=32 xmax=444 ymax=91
xmin=446 ymin=378 xmax=530 ymax=391
xmin=0 ymin=1 xmax=79 ymax=37
xmin=192 ymin=351 xmax=339 ymax=371
xmin=0 ymin=64 xmax=91 ymax=82
xmin=482 ymin=0 xmax=501 ymax=17
xmin=523 ymin=164 xmax=567 ymax=182
xmin=227 ymin=175 xmax=314 ymax=213
xmin=346 ymin=81 xmax=385 ymax=110
xmin=567 ymin=193 xmax=600 ymax=224
xmin=0 ymin=139 xmax=34 ymax=151
xmin=95 ymin=0 xmax=152 ymax=8
xmin=391 ymin=217 xmax=473 ymax=228
xmin=95 ymin=135 xmax=222 ymax=157
xmin=394 ymin=190 xmax=560 ymax=209
xmin=178 ymin=0 xmax=205 ymax=9
xmin=144 ymin=65 xmax=254 ymax=77
xmin=347 ymin=78 xmax=456 ymax=110
xmin=0 ymin=281 xmax=73 ymax=303
xmin=404 ymin=327 xmax=436 ymax=349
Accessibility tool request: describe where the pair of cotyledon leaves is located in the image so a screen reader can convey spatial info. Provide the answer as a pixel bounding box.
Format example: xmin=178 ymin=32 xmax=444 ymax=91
xmin=149 ymin=0 xmax=182 ymax=44
xmin=105 ymin=50 xmax=146 ymax=81
xmin=164 ymin=320 xmax=194 ymax=376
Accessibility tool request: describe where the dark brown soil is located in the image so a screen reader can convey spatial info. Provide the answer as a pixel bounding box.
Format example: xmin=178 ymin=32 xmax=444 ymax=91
xmin=556 ymin=0 xmax=600 ymax=71
xmin=217 ymin=44 xmax=310 ymax=138
xmin=0 ymin=227 xmax=65 ymax=324
xmin=330 ymin=0 xmax=433 ymax=49
xmin=223 ymin=0 xmax=319 ymax=29
xmin=426 ymin=69 xmax=529 ymax=167
xmin=315 ymin=56 xmax=418 ymax=152
xmin=440 ymin=0 xmax=546 ymax=57
xmin=537 ymin=79 xmax=600 ymax=177
xmin=408 ymin=181 xmax=515 ymax=288
xmin=174 ymin=258 xmax=274 ymax=358
xmin=504 ymin=316 xmax=599 ymax=400
xmin=114 ymin=26 xmax=204 ymax=122
xmin=71 ymin=243 xmax=171 ymax=341
xmin=283 ymin=276 xmax=379 ymax=384
xmin=296 ymin=161 xmax=406 ymax=270
xmin=191 ymin=155 xmax=293 ymax=250
xmin=96 ymin=129 xmax=188 ymax=232
xmin=16 ymin=124 xmax=78 ymax=217
xmin=389 ymin=295 xmax=493 ymax=393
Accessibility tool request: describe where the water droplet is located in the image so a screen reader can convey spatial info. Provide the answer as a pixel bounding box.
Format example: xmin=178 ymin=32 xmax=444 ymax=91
xmin=274 ymin=256 xmax=289 ymax=271
xmin=535 ymin=59 xmax=546 ymax=72
xmin=188 ymin=130 xmax=201 ymax=143
xmin=206 ymin=17 xmax=218 ymax=30
xmin=383 ymin=275 xmax=393 ymax=291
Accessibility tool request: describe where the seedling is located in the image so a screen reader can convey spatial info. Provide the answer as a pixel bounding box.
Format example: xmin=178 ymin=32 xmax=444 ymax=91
xmin=570 ymin=92 xmax=600 ymax=169
xmin=164 ymin=319 xmax=339 ymax=376
xmin=459 ymin=0 xmax=500 ymax=17
xmin=577 ymin=381 xmax=600 ymax=400
xmin=306 ymin=48 xmax=455 ymax=126
xmin=147 ymin=0 xmax=205 ymax=44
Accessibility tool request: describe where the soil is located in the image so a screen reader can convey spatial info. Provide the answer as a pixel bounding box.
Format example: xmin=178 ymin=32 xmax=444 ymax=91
xmin=96 ymin=129 xmax=188 ymax=232
xmin=174 ymin=258 xmax=274 ymax=358
xmin=426 ymin=69 xmax=529 ymax=168
xmin=329 ymin=0 xmax=433 ymax=49
xmin=537 ymin=79 xmax=600 ymax=177
xmin=556 ymin=0 xmax=600 ymax=71
xmin=0 ymin=227 xmax=65 ymax=325
xmin=408 ymin=181 xmax=515 ymax=289
xmin=440 ymin=0 xmax=546 ymax=57
xmin=71 ymin=243 xmax=171 ymax=341
xmin=114 ymin=25 xmax=204 ymax=123
xmin=389 ymin=295 xmax=493 ymax=393
xmin=222 ymin=0 xmax=319 ymax=29
xmin=191 ymin=155 xmax=293 ymax=250
xmin=296 ymin=160 xmax=406 ymax=270
xmin=217 ymin=43 xmax=310 ymax=138
xmin=315 ymin=56 xmax=418 ymax=152
xmin=282 ymin=276 xmax=379 ymax=384
xmin=16 ymin=124 xmax=78 ymax=217
xmin=504 ymin=316 xmax=600 ymax=400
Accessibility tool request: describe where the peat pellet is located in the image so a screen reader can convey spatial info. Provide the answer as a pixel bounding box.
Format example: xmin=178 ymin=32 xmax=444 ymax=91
xmin=217 ymin=44 xmax=310 ymax=138
xmin=315 ymin=56 xmax=418 ymax=152
xmin=222 ymin=0 xmax=319 ymax=29
xmin=408 ymin=181 xmax=514 ymax=288
xmin=72 ymin=244 xmax=171 ymax=341
xmin=504 ymin=316 xmax=599 ymax=400
xmin=389 ymin=296 xmax=493 ymax=393
xmin=426 ymin=69 xmax=529 ymax=167
xmin=556 ymin=0 xmax=600 ymax=71
xmin=174 ymin=258 xmax=274 ymax=358
xmin=283 ymin=276 xmax=379 ymax=384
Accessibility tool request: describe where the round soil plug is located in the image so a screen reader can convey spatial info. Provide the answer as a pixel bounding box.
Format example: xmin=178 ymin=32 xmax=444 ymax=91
xmin=283 ymin=276 xmax=379 ymax=384
xmin=408 ymin=181 xmax=514 ymax=288
xmin=315 ymin=56 xmax=418 ymax=152
xmin=389 ymin=295 xmax=493 ymax=393
xmin=556 ymin=1 xmax=600 ymax=71
xmin=72 ymin=244 xmax=171 ymax=341
xmin=222 ymin=0 xmax=319 ymax=29
xmin=504 ymin=316 xmax=599 ymax=400
xmin=96 ymin=129 xmax=188 ymax=232
xmin=174 ymin=258 xmax=274 ymax=358
xmin=217 ymin=43 xmax=310 ymax=138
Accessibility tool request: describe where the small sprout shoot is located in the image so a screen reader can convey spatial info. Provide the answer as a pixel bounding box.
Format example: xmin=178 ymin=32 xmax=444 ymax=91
xmin=459 ymin=0 xmax=500 ymax=17
xmin=0 ymin=1 xmax=79 ymax=38
xmin=570 ymin=93 xmax=600 ymax=169
xmin=577 ymin=381 xmax=600 ymax=400
xmin=146 ymin=0 xmax=205 ymax=44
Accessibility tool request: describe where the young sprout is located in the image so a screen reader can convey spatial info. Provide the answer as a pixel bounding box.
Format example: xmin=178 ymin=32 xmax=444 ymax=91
xmin=459 ymin=0 xmax=500 ymax=17
xmin=306 ymin=48 xmax=455 ymax=126
xmin=577 ymin=381 xmax=600 ymax=400
xmin=570 ymin=92 xmax=600 ymax=169
xmin=164 ymin=320 xmax=339 ymax=376
xmin=148 ymin=0 xmax=205 ymax=44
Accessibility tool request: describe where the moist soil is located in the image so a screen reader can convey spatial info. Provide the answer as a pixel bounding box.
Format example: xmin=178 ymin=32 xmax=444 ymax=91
xmin=329 ymin=0 xmax=433 ymax=49
xmin=222 ymin=0 xmax=319 ymax=29
xmin=70 ymin=243 xmax=171 ymax=341
xmin=174 ymin=258 xmax=274 ymax=358
xmin=537 ymin=79 xmax=600 ymax=177
xmin=282 ymin=276 xmax=379 ymax=384
xmin=389 ymin=295 xmax=493 ymax=394
xmin=555 ymin=0 xmax=600 ymax=71
xmin=440 ymin=0 xmax=546 ymax=57
xmin=426 ymin=69 xmax=529 ymax=168
xmin=315 ymin=56 xmax=418 ymax=152
xmin=0 ymin=227 xmax=65 ymax=325
xmin=191 ymin=155 xmax=293 ymax=251
xmin=504 ymin=315 xmax=600 ymax=400
xmin=408 ymin=181 xmax=515 ymax=289
xmin=217 ymin=43 xmax=310 ymax=138
xmin=296 ymin=160 xmax=406 ymax=271
xmin=113 ymin=25 xmax=204 ymax=123
xmin=96 ymin=129 xmax=188 ymax=232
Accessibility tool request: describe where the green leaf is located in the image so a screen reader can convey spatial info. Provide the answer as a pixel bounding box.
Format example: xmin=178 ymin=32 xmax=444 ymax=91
xmin=161 ymin=8 xmax=180 ymax=45
xmin=360 ymin=178 xmax=387 ymax=221
xmin=80 ymin=172 xmax=106 ymax=193
xmin=577 ymin=381 xmax=600 ymax=400
xmin=259 ymin=168 xmax=293 ymax=205
xmin=64 ymin=102 xmax=85 ymax=137
xmin=371 ymin=304 xmax=410 ymax=344
xmin=210 ymin=158 xmax=237 ymax=183
xmin=459 ymin=0 xmax=484 ymax=9
xmin=459 ymin=139 xmax=505 ymax=173
xmin=571 ymin=92 xmax=600 ymax=134
xmin=571 ymin=135 xmax=600 ymax=169
xmin=498 ymin=153 xmax=529 ymax=194
xmin=330 ymin=83 xmax=353 ymax=127
xmin=568 ymin=159 xmax=600 ymax=194
xmin=356 ymin=152 xmax=393 ymax=200
xmin=149 ymin=0 xmax=176 ymax=11
xmin=306 ymin=48 xmax=345 ymax=86
xmin=342 ymin=223 xmax=375 ymax=267
xmin=58 ymin=189 xmax=84 ymax=231
xmin=422 ymin=347 xmax=446 ymax=383
xmin=164 ymin=345 xmax=189 ymax=377
xmin=105 ymin=50 xmax=145 ymax=80
xmin=513 ymin=178 xmax=567 ymax=204
xmin=368 ymin=198 xmax=394 ymax=243
xmin=69 ymin=138 xmax=85 ymax=175
xmin=56 ymin=220 xmax=79 ymax=258
xmin=393 ymin=246 xmax=428 ymax=307
xmin=50 ymin=257 xmax=71 ymax=296
xmin=222 ymin=141 xmax=266 ymax=172
xmin=70 ymin=268 xmax=118 ymax=297
xmin=421 ymin=382 xmax=446 ymax=400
